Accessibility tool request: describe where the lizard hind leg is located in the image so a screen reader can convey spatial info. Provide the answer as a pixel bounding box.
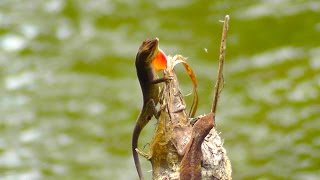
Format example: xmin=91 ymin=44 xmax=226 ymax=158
xmin=142 ymin=98 xmax=158 ymax=120
xmin=132 ymin=98 xmax=159 ymax=179
xmin=135 ymin=98 xmax=159 ymax=155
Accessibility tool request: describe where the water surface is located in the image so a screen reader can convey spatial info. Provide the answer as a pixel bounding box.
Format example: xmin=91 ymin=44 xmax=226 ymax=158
xmin=0 ymin=0 xmax=319 ymax=179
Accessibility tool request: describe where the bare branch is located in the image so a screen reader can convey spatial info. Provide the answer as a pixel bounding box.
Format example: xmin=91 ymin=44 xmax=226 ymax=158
xmin=211 ymin=15 xmax=230 ymax=114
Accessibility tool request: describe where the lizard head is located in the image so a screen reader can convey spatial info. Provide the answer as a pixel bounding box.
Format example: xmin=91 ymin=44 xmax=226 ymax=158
xmin=138 ymin=38 xmax=167 ymax=71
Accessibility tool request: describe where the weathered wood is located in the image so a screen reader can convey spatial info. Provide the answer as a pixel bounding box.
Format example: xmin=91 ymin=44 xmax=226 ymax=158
xmin=144 ymin=56 xmax=231 ymax=180
xmin=180 ymin=113 xmax=215 ymax=180
xmin=140 ymin=15 xmax=232 ymax=180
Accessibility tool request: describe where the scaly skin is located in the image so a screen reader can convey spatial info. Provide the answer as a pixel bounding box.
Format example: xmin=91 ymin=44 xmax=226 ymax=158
xmin=132 ymin=38 xmax=168 ymax=180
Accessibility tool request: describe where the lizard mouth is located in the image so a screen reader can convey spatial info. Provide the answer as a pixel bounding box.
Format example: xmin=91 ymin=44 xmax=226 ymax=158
xmin=144 ymin=38 xmax=159 ymax=59
xmin=139 ymin=37 xmax=167 ymax=71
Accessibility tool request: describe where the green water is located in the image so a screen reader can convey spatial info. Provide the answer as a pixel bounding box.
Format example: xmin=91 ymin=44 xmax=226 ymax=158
xmin=1 ymin=0 xmax=319 ymax=179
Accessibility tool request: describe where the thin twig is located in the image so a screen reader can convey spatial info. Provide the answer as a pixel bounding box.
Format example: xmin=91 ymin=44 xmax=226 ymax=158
xmin=211 ymin=15 xmax=230 ymax=114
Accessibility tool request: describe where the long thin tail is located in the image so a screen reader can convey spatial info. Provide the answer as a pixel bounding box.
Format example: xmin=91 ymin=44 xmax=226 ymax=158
xmin=132 ymin=124 xmax=144 ymax=180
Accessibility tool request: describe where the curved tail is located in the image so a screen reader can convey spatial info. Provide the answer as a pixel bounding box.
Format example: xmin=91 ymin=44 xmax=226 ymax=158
xmin=132 ymin=123 xmax=144 ymax=180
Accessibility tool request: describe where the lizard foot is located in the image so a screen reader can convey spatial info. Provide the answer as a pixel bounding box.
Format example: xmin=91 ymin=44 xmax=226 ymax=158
xmin=135 ymin=148 xmax=150 ymax=160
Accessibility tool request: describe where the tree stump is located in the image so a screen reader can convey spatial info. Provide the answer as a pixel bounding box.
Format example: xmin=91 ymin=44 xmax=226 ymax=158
xmin=137 ymin=15 xmax=232 ymax=180
xmin=144 ymin=61 xmax=232 ymax=180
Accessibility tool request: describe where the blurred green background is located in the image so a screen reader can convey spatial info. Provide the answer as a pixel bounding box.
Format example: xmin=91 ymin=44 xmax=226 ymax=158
xmin=1 ymin=0 xmax=319 ymax=179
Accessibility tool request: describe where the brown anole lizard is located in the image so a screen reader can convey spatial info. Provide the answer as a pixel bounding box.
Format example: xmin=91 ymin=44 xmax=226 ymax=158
xmin=132 ymin=38 xmax=170 ymax=180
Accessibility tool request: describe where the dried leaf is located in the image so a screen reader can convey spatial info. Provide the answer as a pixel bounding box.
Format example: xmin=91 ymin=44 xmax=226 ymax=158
xmin=168 ymin=55 xmax=199 ymax=117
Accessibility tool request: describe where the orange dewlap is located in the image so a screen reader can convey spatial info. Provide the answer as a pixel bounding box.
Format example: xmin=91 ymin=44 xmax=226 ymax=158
xmin=152 ymin=49 xmax=167 ymax=71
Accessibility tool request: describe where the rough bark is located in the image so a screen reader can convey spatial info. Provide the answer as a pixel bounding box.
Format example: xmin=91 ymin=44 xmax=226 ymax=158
xmin=143 ymin=66 xmax=232 ymax=180
xmin=140 ymin=15 xmax=232 ymax=180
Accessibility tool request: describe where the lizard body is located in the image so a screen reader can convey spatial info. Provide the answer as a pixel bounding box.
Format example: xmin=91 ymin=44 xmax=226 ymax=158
xmin=132 ymin=38 xmax=168 ymax=180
